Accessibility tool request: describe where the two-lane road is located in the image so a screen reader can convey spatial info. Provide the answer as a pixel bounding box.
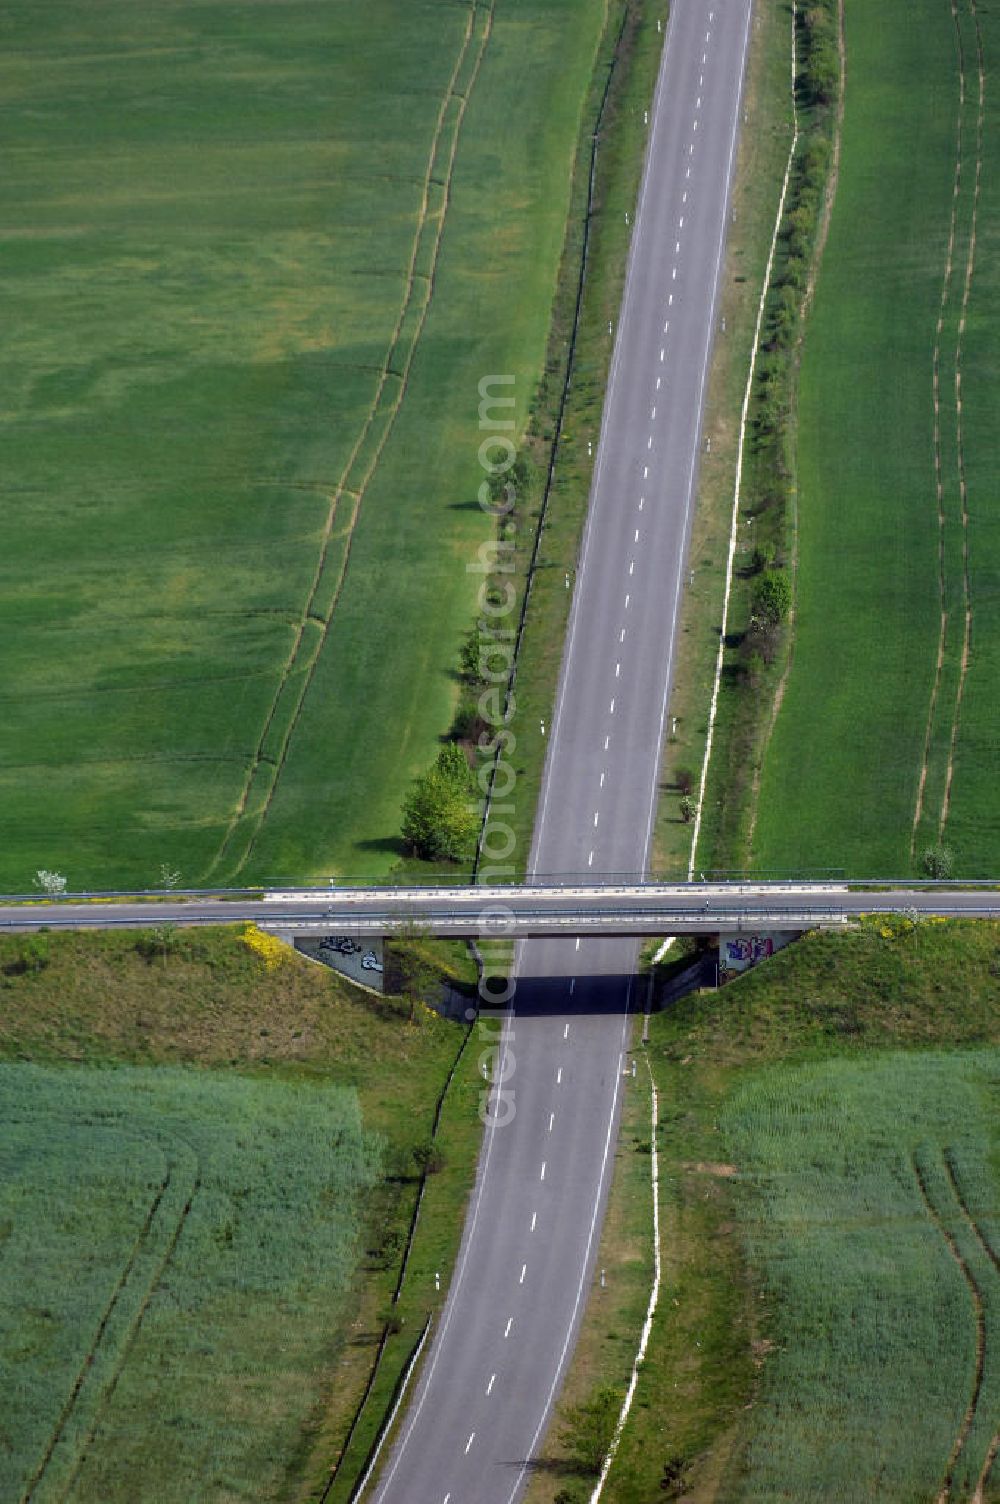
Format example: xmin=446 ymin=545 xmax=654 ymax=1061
xmin=373 ymin=1 xmax=755 ymax=1499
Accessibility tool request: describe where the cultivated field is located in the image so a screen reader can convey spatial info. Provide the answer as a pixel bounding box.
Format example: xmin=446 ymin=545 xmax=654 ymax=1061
xmin=752 ymin=0 xmax=1000 ymax=876
xmin=573 ymin=918 xmax=1000 ymax=1501
xmin=725 ymin=1048 xmax=1000 ymax=1500
xmin=0 ymin=1062 xmax=379 ymax=1502
xmin=0 ymin=0 xmax=606 ymax=893
xmin=0 ymin=925 xmax=482 ymax=1502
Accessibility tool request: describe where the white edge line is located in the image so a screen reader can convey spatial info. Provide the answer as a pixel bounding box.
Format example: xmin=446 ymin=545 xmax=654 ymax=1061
xmin=506 ymin=973 xmax=635 ymax=1504
xmin=353 ymin=1314 xmax=434 ymax=1502
xmin=588 ymin=1052 xmax=661 ymax=1503
xmin=640 ymin=0 xmax=754 ymax=867
xmin=687 ymin=0 xmax=799 ymax=878
xmin=530 ymin=0 xmax=692 ymax=872
xmin=368 ymin=1010 xmax=515 ymax=1501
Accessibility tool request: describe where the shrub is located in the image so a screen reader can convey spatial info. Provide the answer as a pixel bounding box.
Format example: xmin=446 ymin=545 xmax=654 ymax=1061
xmin=921 ymin=845 xmax=954 ymax=880
xmin=241 ymin=923 xmax=291 ymax=971
xmin=753 ymin=568 xmax=792 ymax=626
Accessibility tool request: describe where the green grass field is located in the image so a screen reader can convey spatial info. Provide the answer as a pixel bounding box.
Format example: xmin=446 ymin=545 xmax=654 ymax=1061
xmin=724 ymin=1049 xmax=999 ymax=1501
xmin=584 ymin=918 xmax=1000 ymax=1502
xmin=0 ymin=925 xmax=482 ymax=1501
xmin=752 ymin=0 xmax=1000 ymax=877
xmin=0 ymin=1063 xmax=380 ymax=1503
xmin=0 ymin=0 xmax=606 ymax=892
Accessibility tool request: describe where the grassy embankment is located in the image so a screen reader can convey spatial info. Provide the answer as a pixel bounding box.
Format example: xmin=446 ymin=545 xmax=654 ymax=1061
xmin=0 ymin=0 xmax=607 ymax=893
xmin=649 ymin=0 xmax=795 ymax=878
xmin=531 ymin=918 xmax=1000 ymax=1502
xmin=0 ymin=926 xmax=482 ymax=1502
xmin=753 ymin=0 xmax=1000 ymax=877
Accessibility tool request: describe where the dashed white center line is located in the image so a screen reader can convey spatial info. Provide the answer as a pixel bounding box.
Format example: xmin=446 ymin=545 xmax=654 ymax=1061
xmin=674 ymin=240 xmax=680 ymax=254
xmin=504 ymin=1317 xmax=513 ymax=1338
xmin=650 ymin=405 xmax=656 ymax=420
xmin=556 ymin=1066 xmax=563 ymax=1084
xmin=668 ymin=293 xmax=673 ymax=305
xmin=696 ymin=97 xmax=701 ymax=109
xmin=624 ymin=594 xmax=629 ymax=609
xmin=600 ymin=769 xmax=606 ymax=785
xmin=693 ymin=119 xmax=698 ymax=132
xmin=647 ymin=434 xmax=652 ymax=449
xmin=615 ymin=661 xmax=620 ymax=678
xmin=486 ymin=1373 xmax=496 ymax=1396
xmin=564 ymin=1020 xmax=571 ymax=1036
xmin=530 ymin=1212 xmax=537 ymax=1232
xmin=593 ymin=811 xmax=599 ymax=827
xmin=604 ymin=733 xmax=610 ymax=749
xmin=465 ymin=1432 xmax=476 ymax=1455
xmin=521 ymin=1260 xmax=528 ymax=1280
xmin=609 ymin=697 xmax=615 ymax=714
xmin=682 ymin=189 xmax=688 ymax=203
xmin=588 ymin=850 xmax=594 ymax=867
xmin=548 ymin=1112 xmax=555 ymax=1132
xmin=538 ymin=1161 xmax=545 ymax=1184
xmin=634 ymin=529 xmax=640 ymax=543
xmin=699 ymin=73 xmax=703 ymax=86
xmin=660 ymin=346 xmax=665 ymax=361
xmin=574 ymin=939 xmax=580 ymax=953
xmin=672 ymin=266 xmax=677 ymax=279
xmin=702 ymin=51 xmax=707 ymax=63
xmin=620 ymin=626 xmax=626 ymax=641
xmin=655 ymin=377 xmax=660 ymax=391
xmin=444 ymin=1493 xmax=451 ymax=1504
xmin=643 ymin=464 xmax=648 ymax=477
xmin=629 ymin=559 xmax=635 ymax=575
xmin=686 ymin=165 xmax=691 ymax=178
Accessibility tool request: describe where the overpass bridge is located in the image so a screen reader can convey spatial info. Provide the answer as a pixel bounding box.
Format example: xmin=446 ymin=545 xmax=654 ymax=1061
xmin=0 ymin=881 xmax=997 ymax=941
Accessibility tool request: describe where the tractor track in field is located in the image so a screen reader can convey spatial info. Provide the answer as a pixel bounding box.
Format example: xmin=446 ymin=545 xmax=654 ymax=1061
xmin=944 ymin=1150 xmax=1000 ymax=1502
xmin=19 ymin=1126 xmax=199 ymax=1504
xmin=911 ymin=0 xmax=984 ymax=854
xmin=206 ymin=0 xmax=495 ymax=883
xmin=60 ymin=1173 xmax=203 ymax=1501
xmin=939 ymin=0 xmax=984 ymax=841
xmin=912 ymin=1151 xmax=989 ymax=1504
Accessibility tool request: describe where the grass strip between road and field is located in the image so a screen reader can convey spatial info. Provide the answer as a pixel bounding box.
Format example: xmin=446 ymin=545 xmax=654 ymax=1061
xmin=544 ymin=918 xmax=1000 ymax=1502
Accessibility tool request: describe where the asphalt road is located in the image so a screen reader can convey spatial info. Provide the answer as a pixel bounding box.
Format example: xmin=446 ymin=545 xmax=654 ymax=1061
xmin=3 ymin=886 xmax=998 ymax=938
xmin=371 ymin=1 xmax=756 ymax=1499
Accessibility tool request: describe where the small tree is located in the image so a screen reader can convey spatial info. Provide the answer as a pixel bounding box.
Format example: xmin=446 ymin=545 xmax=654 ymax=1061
xmin=559 ymin=1385 xmax=621 ymax=1476
xmin=33 ymin=870 xmax=67 ymax=896
xmin=401 ymin=743 xmax=479 ymax=862
xmin=158 ymin=863 xmax=182 ymax=891
xmin=679 ymin=794 xmax=696 ymax=824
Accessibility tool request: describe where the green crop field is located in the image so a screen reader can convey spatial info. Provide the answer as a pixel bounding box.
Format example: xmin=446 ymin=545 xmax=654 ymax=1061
xmin=589 ymin=918 xmax=1000 ymax=1502
xmin=0 ymin=924 xmax=483 ymax=1501
xmin=752 ymin=0 xmax=1000 ymax=877
xmin=0 ymin=1062 xmax=380 ymax=1502
xmin=724 ymin=1049 xmax=1000 ymax=1501
xmin=0 ymin=0 xmax=607 ymax=893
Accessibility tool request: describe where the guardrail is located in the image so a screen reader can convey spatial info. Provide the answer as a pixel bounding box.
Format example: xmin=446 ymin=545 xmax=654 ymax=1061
xmin=3 ymin=875 xmax=1000 ymax=905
